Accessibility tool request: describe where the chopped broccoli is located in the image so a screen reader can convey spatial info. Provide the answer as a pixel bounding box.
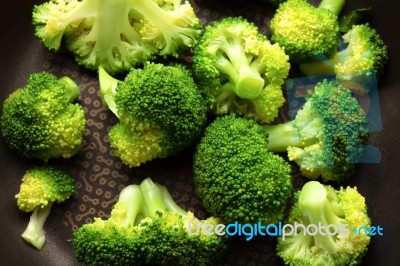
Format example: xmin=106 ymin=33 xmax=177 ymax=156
xmin=73 ymin=177 xmax=229 ymax=265
xmin=193 ymin=114 xmax=293 ymax=224
xmin=277 ymin=181 xmax=371 ymax=266
xmin=299 ymin=23 xmax=389 ymax=81
xmin=0 ymin=72 xmax=86 ymax=161
xmin=15 ymin=165 xmax=76 ymax=250
xmin=32 ymin=0 xmax=202 ymax=74
xmin=192 ymin=17 xmax=290 ymax=124
xmin=99 ymin=63 xmax=207 ymax=167
xmin=270 ymin=0 xmax=344 ymax=64
xmin=264 ymin=79 xmax=368 ymax=182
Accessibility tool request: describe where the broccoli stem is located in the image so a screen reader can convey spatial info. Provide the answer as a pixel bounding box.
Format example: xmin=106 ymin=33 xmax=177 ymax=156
xmin=264 ymin=121 xmax=316 ymax=152
xmin=117 ymin=185 xmax=146 ymax=227
xmin=319 ymin=0 xmax=345 ymax=15
xmin=21 ymin=203 xmax=53 ymax=250
xmin=58 ymin=76 xmax=81 ymax=102
xmin=299 ymin=51 xmax=345 ymax=76
xmin=98 ymin=66 xmax=120 ymax=117
xmin=215 ymin=38 xmax=265 ymax=99
xmin=140 ymin=178 xmax=187 ymax=218
xmin=298 ymin=181 xmax=342 ymax=254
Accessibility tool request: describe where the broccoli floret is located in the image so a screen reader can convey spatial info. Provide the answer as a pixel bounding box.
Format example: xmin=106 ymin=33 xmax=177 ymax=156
xmin=0 ymin=72 xmax=86 ymax=161
xmin=299 ymin=23 xmax=389 ymax=81
xmin=192 ymin=17 xmax=290 ymax=124
xmin=99 ymin=63 xmax=207 ymax=167
xmin=193 ymin=114 xmax=292 ymax=224
xmin=277 ymin=181 xmax=371 ymax=266
xmin=73 ymin=177 xmax=229 ymax=265
xmin=33 ymin=0 xmax=202 ymax=74
xmin=15 ymin=165 xmax=76 ymax=250
xmin=264 ymin=79 xmax=368 ymax=182
xmin=270 ymin=0 xmax=344 ymax=64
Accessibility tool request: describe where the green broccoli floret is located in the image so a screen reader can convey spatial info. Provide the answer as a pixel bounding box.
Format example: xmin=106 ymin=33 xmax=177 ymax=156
xmin=99 ymin=62 xmax=207 ymax=167
xmin=32 ymin=0 xmax=202 ymax=74
xmin=277 ymin=181 xmax=371 ymax=266
xmin=270 ymin=0 xmax=344 ymax=64
xmin=0 ymin=72 xmax=86 ymax=161
xmin=15 ymin=165 xmax=76 ymax=250
xmin=299 ymin=23 xmax=389 ymax=81
xmin=192 ymin=17 xmax=290 ymax=124
xmin=193 ymin=114 xmax=292 ymax=224
xmin=264 ymin=79 xmax=368 ymax=182
xmin=73 ymin=177 xmax=229 ymax=265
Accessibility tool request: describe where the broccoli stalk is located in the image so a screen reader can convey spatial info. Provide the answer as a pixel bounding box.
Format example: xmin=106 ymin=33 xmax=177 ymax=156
xmin=73 ymin=178 xmax=229 ymax=265
xmin=15 ymin=165 xmax=76 ymax=250
xmin=319 ymin=0 xmax=345 ymax=15
xmin=58 ymin=76 xmax=81 ymax=102
xmin=277 ymin=181 xmax=371 ymax=266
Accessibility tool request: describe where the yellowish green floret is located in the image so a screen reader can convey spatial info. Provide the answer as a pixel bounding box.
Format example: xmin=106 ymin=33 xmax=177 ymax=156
xmin=0 ymin=72 xmax=86 ymax=161
xmin=73 ymin=178 xmax=229 ymax=265
xmin=193 ymin=115 xmax=293 ymax=224
xmin=300 ymin=23 xmax=389 ymax=81
xmin=15 ymin=165 xmax=76 ymax=250
xmin=277 ymin=181 xmax=371 ymax=266
xmin=264 ymin=79 xmax=368 ymax=182
xmin=193 ymin=17 xmax=290 ymax=123
xmin=270 ymin=0 xmax=344 ymax=63
xmin=99 ymin=63 xmax=207 ymax=167
xmin=32 ymin=0 xmax=202 ymax=74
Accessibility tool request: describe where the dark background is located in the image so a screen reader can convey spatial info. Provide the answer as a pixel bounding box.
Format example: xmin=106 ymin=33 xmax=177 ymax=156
xmin=1 ymin=0 xmax=399 ymax=265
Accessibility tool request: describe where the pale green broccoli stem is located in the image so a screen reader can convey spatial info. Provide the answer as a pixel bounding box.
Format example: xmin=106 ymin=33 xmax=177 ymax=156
xmin=140 ymin=178 xmax=187 ymax=218
xmin=298 ymin=181 xmax=343 ymax=253
xmin=117 ymin=185 xmax=146 ymax=227
xmin=215 ymin=38 xmax=265 ymax=99
xmin=21 ymin=203 xmax=53 ymax=250
xmin=299 ymin=51 xmax=345 ymax=76
xmin=98 ymin=66 xmax=120 ymax=117
xmin=319 ymin=0 xmax=345 ymax=15
xmin=264 ymin=121 xmax=317 ymax=152
xmin=58 ymin=77 xmax=81 ymax=102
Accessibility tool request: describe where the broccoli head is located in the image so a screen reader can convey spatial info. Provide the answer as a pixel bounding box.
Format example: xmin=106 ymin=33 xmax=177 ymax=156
xmin=99 ymin=63 xmax=207 ymax=167
xmin=73 ymin=177 xmax=229 ymax=265
xmin=270 ymin=0 xmax=344 ymax=64
xmin=32 ymin=0 xmax=202 ymax=74
xmin=15 ymin=165 xmax=76 ymax=250
xmin=1 ymin=72 xmax=86 ymax=161
xmin=277 ymin=181 xmax=371 ymax=266
xmin=264 ymin=79 xmax=368 ymax=182
xmin=192 ymin=17 xmax=290 ymax=124
xmin=300 ymin=23 xmax=389 ymax=81
xmin=193 ymin=114 xmax=293 ymax=224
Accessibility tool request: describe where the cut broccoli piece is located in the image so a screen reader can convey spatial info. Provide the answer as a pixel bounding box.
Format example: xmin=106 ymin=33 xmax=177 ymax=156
xmin=277 ymin=181 xmax=371 ymax=266
xmin=99 ymin=62 xmax=207 ymax=167
xmin=32 ymin=0 xmax=202 ymax=74
xmin=193 ymin=17 xmax=290 ymax=123
xmin=270 ymin=0 xmax=344 ymax=63
xmin=15 ymin=165 xmax=76 ymax=250
xmin=73 ymin=177 xmax=229 ymax=265
xmin=299 ymin=23 xmax=389 ymax=81
xmin=264 ymin=79 xmax=368 ymax=182
xmin=193 ymin=114 xmax=293 ymax=224
xmin=0 ymin=72 xmax=86 ymax=161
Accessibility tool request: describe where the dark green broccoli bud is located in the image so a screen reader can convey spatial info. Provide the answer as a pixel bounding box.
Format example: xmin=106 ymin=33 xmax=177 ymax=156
xmin=264 ymin=79 xmax=368 ymax=182
xmin=299 ymin=23 xmax=389 ymax=81
xmin=277 ymin=181 xmax=371 ymax=266
xmin=73 ymin=177 xmax=229 ymax=265
xmin=99 ymin=63 xmax=207 ymax=167
xmin=15 ymin=165 xmax=76 ymax=250
xmin=32 ymin=0 xmax=202 ymax=74
xmin=270 ymin=0 xmax=344 ymax=64
xmin=193 ymin=114 xmax=293 ymax=224
xmin=0 ymin=72 xmax=86 ymax=161
xmin=193 ymin=17 xmax=290 ymax=124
